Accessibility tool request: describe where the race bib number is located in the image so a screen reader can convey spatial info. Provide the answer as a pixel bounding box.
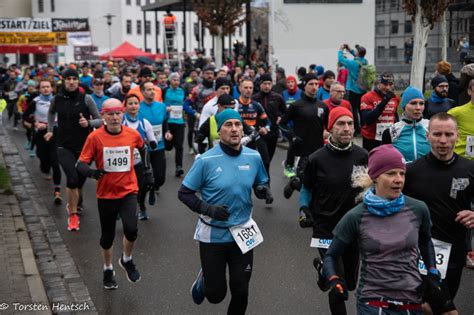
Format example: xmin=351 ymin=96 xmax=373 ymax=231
xmin=103 ymin=146 xmax=131 ymax=172
xmin=230 ymin=218 xmax=263 ymax=254
xmin=133 ymin=148 xmax=141 ymax=165
xmin=8 ymin=91 xmax=18 ymax=99
xmin=310 ymin=238 xmax=332 ymax=249
xmin=375 ymin=123 xmax=391 ymax=141
xmin=153 ymin=125 xmax=163 ymax=142
xmin=466 ymin=136 xmax=474 ymax=158
xmin=170 ymin=106 xmax=183 ymax=119
xmin=418 ymin=238 xmax=452 ymax=279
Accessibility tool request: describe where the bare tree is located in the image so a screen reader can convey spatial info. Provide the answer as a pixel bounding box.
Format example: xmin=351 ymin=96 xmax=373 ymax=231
xmin=402 ymin=0 xmax=451 ymax=89
xmin=192 ymin=0 xmax=247 ymax=66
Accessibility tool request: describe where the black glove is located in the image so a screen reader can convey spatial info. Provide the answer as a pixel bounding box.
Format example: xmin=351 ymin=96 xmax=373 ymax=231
xmin=201 ymin=203 xmax=230 ymax=221
xmin=423 ymin=269 xmax=442 ymax=300
xmin=383 ymin=90 xmax=395 ymax=101
xmin=313 ymin=257 xmax=329 ymax=292
xmin=89 ymin=169 xmax=107 ymax=180
xmin=255 ymin=185 xmax=274 ymax=204
xmin=328 ymin=277 xmax=348 ymax=304
xmin=143 ymin=168 xmax=155 ymax=191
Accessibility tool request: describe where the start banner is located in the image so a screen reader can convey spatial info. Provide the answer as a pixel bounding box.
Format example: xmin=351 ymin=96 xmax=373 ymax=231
xmin=0 ymin=32 xmax=67 ymax=45
xmin=0 ymin=18 xmax=52 ymax=32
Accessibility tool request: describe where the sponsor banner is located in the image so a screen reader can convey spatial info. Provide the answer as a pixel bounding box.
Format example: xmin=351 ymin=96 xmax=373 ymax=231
xmin=0 ymin=32 xmax=67 ymax=45
xmin=0 ymin=18 xmax=52 ymax=32
xmin=68 ymin=32 xmax=92 ymax=46
xmin=52 ymin=18 xmax=89 ymax=32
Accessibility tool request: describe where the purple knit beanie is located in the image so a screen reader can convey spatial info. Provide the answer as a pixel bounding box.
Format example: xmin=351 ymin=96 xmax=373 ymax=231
xmin=368 ymin=145 xmax=406 ymax=180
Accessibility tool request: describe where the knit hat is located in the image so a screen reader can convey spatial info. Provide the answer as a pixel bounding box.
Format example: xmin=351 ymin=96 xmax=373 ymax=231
xmin=327 ymin=107 xmax=353 ymax=131
xmin=259 ymin=73 xmax=272 ymax=83
xmin=380 ymin=72 xmax=394 ymax=84
xmin=368 ymin=144 xmax=406 ymax=180
xmin=216 ymin=108 xmax=242 ymax=131
xmin=27 ymin=80 xmax=37 ymax=87
xmin=400 ymin=86 xmax=424 ymax=109
xmin=62 ymin=68 xmax=79 ymax=79
xmin=431 ymin=75 xmax=448 ymax=88
xmin=217 ymin=93 xmax=235 ymax=106
xmin=302 ymin=73 xmax=318 ymax=86
xmin=315 ymin=65 xmax=325 ymax=76
xmin=215 ymin=77 xmax=231 ymax=90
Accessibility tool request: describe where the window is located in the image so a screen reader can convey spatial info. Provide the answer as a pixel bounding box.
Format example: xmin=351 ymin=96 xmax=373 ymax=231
xmin=136 ymin=0 xmax=140 ymax=5
xmin=390 ymin=0 xmax=397 ymax=9
xmin=389 ymin=46 xmax=397 ymax=59
xmin=51 ymin=0 xmax=55 ymax=12
xmin=156 ymin=21 xmax=160 ymax=35
xmin=404 ymin=20 xmax=412 ymax=33
xmin=126 ymin=20 xmax=132 ymax=34
xmin=390 ymin=20 xmax=399 ymax=34
xmin=137 ymin=20 xmax=142 ymax=34
xmin=376 ymin=21 xmax=385 ymax=35
xmin=377 ymin=46 xmax=385 ymax=59
xmin=182 ymin=22 xmax=185 ymax=35
xmin=38 ymin=0 xmax=44 ymax=12
xmin=145 ymin=21 xmax=151 ymax=34
xmin=239 ymin=26 xmax=243 ymax=37
xmin=126 ymin=0 xmax=131 ymax=5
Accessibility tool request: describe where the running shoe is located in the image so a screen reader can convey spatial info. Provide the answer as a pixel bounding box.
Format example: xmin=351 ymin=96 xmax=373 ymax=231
xmin=54 ymin=191 xmax=62 ymax=205
xmin=119 ymin=257 xmax=141 ymax=283
xmin=283 ymin=166 xmax=296 ymax=178
xmin=175 ymin=166 xmax=184 ymax=177
xmin=103 ymin=269 xmax=118 ymax=290
xmin=29 ymin=149 xmax=36 ymax=158
xmin=67 ymin=213 xmax=80 ymax=231
xmin=190 ymin=268 xmax=205 ymax=305
xmin=313 ymin=258 xmax=329 ymax=292
xmin=283 ymin=182 xmax=295 ymax=199
xmin=23 ymin=140 xmax=31 ymax=150
xmin=138 ymin=210 xmax=149 ymax=221
xmin=149 ymin=190 xmax=156 ymax=206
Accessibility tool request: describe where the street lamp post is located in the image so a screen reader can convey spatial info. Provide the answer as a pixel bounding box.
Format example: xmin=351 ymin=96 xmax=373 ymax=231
xmin=104 ymin=14 xmax=116 ymax=53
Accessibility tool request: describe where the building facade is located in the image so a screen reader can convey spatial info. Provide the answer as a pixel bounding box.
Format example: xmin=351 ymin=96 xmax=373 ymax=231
xmin=8 ymin=0 xmax=247 ymax=63
xmin=374 ymin=0 xmax=474 ymax=81
xmin=270 ymin=0 xmax=375 ymax=77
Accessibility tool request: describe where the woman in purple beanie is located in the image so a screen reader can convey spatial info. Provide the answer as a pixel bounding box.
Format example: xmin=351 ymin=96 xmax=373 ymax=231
xmin=320 ymin=144 xmax=441 ymax=314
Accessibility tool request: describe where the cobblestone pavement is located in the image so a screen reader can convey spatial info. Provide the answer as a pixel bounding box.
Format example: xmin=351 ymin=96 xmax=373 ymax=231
xmin=0 ymin=123 xmax=96 ymax=314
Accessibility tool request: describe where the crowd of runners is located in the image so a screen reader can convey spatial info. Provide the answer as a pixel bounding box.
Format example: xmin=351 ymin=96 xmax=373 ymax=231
xmin=1 ymin=45 xmax=474 ymax=314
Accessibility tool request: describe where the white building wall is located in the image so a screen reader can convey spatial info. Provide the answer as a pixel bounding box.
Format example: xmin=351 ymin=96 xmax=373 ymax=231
xmin=272 ymin=0 xmax=375 ymax=76
xmin=29 ymin=0 xmax=247 ymax=63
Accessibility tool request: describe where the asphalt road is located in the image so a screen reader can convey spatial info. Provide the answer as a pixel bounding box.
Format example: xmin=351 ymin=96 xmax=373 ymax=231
xmin=7 ymin=126 xmax=474 ymax=314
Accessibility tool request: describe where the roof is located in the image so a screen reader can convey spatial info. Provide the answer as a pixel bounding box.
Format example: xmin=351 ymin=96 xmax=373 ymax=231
xmin=141 ymin=0 xmax=194 ymax=12
xmin=100 ymin=41 xmax=156 ymax=61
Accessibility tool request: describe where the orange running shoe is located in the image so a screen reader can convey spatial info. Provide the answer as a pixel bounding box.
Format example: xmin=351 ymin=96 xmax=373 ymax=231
xmin=68 ymin=213 xmax=80 ymax=231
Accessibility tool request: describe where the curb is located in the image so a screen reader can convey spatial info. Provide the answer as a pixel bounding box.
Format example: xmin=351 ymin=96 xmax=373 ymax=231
xmin=0 ymin=125 xmax=97 ymax=314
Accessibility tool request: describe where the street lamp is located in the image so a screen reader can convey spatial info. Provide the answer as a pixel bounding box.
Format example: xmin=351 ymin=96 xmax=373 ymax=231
xmin=103 ymin=14 xmax=116 ymax=52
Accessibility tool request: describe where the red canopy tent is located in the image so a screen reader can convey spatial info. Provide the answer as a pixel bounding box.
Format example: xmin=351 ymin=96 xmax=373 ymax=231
xmin=100 ymin=41 xmax=156 ymax=61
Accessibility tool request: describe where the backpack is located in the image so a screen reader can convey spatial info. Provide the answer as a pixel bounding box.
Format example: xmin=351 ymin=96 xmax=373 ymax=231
xmin=356 ymin=60 xmax=376 ymax=91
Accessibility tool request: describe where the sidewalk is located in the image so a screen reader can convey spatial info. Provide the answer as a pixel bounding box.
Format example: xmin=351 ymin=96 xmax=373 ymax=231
xmin=0 ymin=134 xmax=50 ymax=314
xmin=0 ymin=123 xmax=96 ymax=314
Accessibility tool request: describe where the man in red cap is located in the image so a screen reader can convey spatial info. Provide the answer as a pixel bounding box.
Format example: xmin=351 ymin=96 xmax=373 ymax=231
xmin=301 ymin=107 xmax=368 ymax=314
